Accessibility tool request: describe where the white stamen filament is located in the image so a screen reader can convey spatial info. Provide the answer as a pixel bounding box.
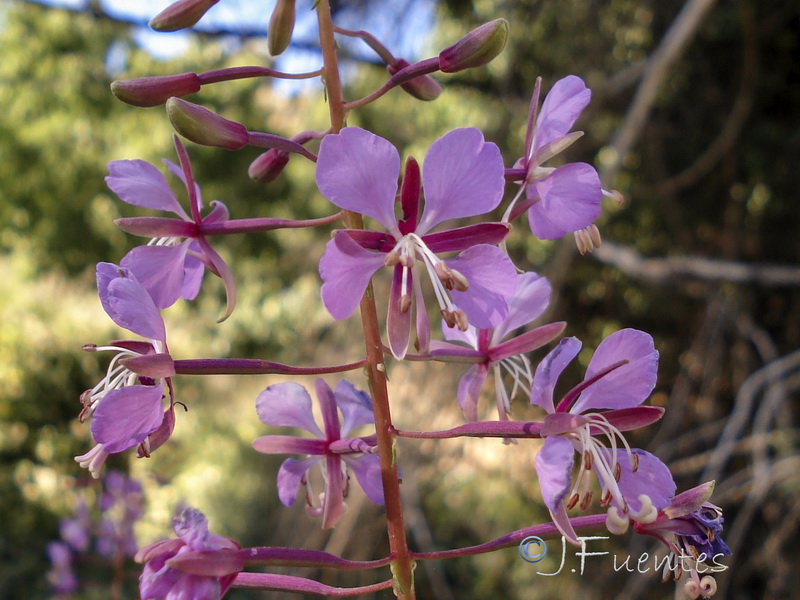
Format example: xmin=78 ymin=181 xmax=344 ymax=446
xmin=147 ymin=236 xmax=181 ymax=247
xmin=82 ymin=342 xmax=162 ymax=418
xmin=391 ymin=233 xmax=465 ymax=323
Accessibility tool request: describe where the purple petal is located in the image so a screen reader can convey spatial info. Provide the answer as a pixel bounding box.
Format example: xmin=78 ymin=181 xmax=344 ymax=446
xmin=193 ymin=236 xmax=237 ymax=322
xmin=489 ymin=322 xmax=566 ymax=363
xmin=334 ymin=381 xmax=375 ymax=437
xmin=106 ymin=159 xmax=189 ymax=220
xmin=252 ymin=435 xmax=327 ymax=456
xmin=610 ymin=449 xmax=676 ymax=512
xmin=322 ymin=454 xmax=345 ymax=529
xmin=440 ymin=320 xmax=479 ymax=348
xmin=344 ymin=455 xmax=384 ymax=504
xmin=492 ymin=271 xmax=552 ymax=342
xmin=413 ymin=273 xmax=431 ymax=354
xmin=387 ymin=265 xmax=412 ymax=360
xmin=319 ymin=232 xmax=385 ymax=320
xmin=418 ymin=128 xmax=505 ymax=233
xmin=457 ymin=364 xmax=489 ymax=422
xmin=90 ymin=383 xmax=165 ymax=454
xmin=164 ymin=158 xmax=203 ymax=211
xmin=424 ymin=223 xmax=511 ymax=254
xmin=533 ymin=75 xmax=591 ymax=155
xmin=96 ymin=262 xmax=122 ymax=318
xmin=447 ymin=245 xmax=517 ymax=329
xmin=315 ymin=128 xmax=400 ymax=234
xmin=314 ymin=379 xmax=341 ymax=442
xmin=535 ymin=436 xmax=574 ymax=513
xmin=663 ymin=482 xmax=716 ymax=519
xmin=105 ymin=275 xmax=166 ymax=342
xmin=121 ymin=244 xmax=189 ymax=310
xmin=276 ymin=457 xmax=320 ymax=506
xmin=570 ymin=329 xmax=658 ymax=413
xmin=530 ymin=337 xmax=582 ymax=413
xmin=527 ymin=163 xmax=602 ymax=239
xmin=255 ymin=382 xmax=324 ymax=438
xmin=181 ymin=243 xmax=205 ymax=301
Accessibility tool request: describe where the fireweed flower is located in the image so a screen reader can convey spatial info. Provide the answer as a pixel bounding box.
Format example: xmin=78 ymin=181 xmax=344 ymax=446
xmin=253 ymin=379 xmax=383 ymax=529
xmin=530 ymin=329 xmax=675 ymax=543
xmin=106 ymin=135 xmax=237 ymax=320
xmin=428 ymin=271 xmax=565 ymax=422
xmin=634 ymin=482 xmax=730 ymax=598
xmin=317 ymin=126 xmax=517 ymax=359
xmin=137 ymin=507 xmax=242 ymax=600
xmin=507 ymin=76 xmax=603 ymax=248
xmin=75 ymin=263 xmax=176 ymax=478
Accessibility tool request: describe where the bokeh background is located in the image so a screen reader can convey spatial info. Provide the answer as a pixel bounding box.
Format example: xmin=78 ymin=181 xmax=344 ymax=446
xmin=1 ymin=0 xmax=798 ymax=598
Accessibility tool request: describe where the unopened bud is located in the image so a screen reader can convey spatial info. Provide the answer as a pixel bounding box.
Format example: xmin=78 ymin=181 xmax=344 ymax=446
xmin=388 ymin=59 xmax=442 ymax=101
xmin=166 ymin=98 xmax=248 ymax=150
xmin=439 ymin=18 xmax=509 ymax=74
xmin=111 ymin=73 xmax=201 ymax=108
xmin=149 ymin=0 xmax=219 ymax=32
xmin=268 ymin=0 xmax=296 ymax=57
xmin=248 ymin=149 xmax=289 ymax=183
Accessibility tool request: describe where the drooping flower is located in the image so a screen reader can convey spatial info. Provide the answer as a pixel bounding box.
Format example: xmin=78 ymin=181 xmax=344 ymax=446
xmin=252 ymin=379 xmax=383 ymax=529
xmin=530 ymin=329 xmax=675 ymax=543
xmin=428 ymin=271 xmax=565 ymax=422
xmin=317 ymin=126 xmax=517 ymax=359
xmin=106 ymin=135 xmax=237 ymax=320
xmin=75 ymin=263 xmax=176 ymax=477
xmin=508 ymin=76 xmax=604 ymax=247
xmin=137 ymin=507 xmax=242 ymax=600
xmin=634 ymin=482 xmax=730 ymax=598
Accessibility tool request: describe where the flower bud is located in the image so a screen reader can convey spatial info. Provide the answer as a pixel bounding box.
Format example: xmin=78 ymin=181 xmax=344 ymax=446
xmin=387 ymin=59 xmax=442 ymax=101
xmin=111 ymin=73 xmax=201 ymax=108
xmin=149 ymin=0 xmax=219 ymax=32
xmin=267 ymin=0 xmax=296 ymax=57
xmin=166 ymin=98 xmax=248 ymax=150
xmin=439 ymin=18 xmax=509 ymax=74
xmin=248 ymin=149 xmax=289 ymax=183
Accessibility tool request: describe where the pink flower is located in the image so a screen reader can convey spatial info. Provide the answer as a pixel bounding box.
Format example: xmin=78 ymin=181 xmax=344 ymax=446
xmin=316 ymin=127 xmax=516 ymax=359
xmin=253 ymin=379 xmax=383 ymax=529
xmin=106 ymin=136 xmax=237 ymax=320
xmin=137 ymin=508 xmax=242 ymax=600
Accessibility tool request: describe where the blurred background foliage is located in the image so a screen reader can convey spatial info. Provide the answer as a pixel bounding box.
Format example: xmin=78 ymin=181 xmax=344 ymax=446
xmin=1 ymin=0 xmax=798 ymax=598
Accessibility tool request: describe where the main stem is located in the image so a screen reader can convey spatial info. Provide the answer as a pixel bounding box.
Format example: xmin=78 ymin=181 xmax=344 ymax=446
xmin=316 ymin=2 xmax=415 ymax=597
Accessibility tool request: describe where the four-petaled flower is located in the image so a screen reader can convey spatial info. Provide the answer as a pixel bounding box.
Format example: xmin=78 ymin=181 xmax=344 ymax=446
xmin=530 ymin=329 xmax=675 ymax=543
xmin=509 ymin=76 xmax=603 ymax=247
xmin=137 ymin=507 xmax=242 ymax=600
xmin=106 ymin=135 xmax=237 ymax=320
xmin=75 ymin=263 xmax=176 ymax=478
xmin=428 ymin=271 xmax=565 ymax=422
xmin=253 ymin=379 xmax=383 ymax=529
xmin=316 ymin=126 xmax=517 ymax=359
